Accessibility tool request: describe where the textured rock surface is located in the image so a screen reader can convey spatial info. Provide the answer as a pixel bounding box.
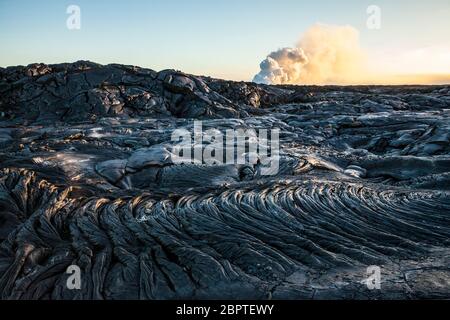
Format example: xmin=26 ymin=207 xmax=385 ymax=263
xmin=0 ymin=61 xmax=450 ymax=299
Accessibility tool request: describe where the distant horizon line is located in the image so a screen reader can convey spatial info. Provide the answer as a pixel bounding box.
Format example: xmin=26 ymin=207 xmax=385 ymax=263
xmin=2 ymin=60 xmax=450 ymax=86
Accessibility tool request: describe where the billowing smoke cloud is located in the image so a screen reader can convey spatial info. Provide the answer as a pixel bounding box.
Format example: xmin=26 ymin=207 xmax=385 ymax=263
xmin=253 ymin=24 xmax=366 ymax=85
xmin=253 ymin=47 xmax=309 ymax=84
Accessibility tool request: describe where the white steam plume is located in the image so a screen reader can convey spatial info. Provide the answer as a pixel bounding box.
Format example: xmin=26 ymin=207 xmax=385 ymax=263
xmin=253 ymin=24 xmax=366 ymax=85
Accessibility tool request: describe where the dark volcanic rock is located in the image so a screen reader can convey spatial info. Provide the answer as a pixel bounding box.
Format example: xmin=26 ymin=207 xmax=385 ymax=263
xmin=0 ymin=61 xmax=246 ymax=123
xmin=0 ymin=61 xmax=450 ymax=300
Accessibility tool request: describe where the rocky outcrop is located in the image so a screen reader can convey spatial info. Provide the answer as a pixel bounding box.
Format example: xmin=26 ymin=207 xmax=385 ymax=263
xmin=0 ymin=61 xmax=248 ymax=123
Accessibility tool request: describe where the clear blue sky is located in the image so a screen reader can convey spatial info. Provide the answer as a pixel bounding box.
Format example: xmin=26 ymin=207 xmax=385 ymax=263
xmin=1 ymin=0 xmax=449 ymax=80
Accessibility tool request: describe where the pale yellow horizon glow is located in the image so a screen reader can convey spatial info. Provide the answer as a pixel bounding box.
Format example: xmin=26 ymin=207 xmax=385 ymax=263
xmin=337 ymin=74 xmax=450 ymax=86
xmin=362 ymin=45 xmax=450 ymax=85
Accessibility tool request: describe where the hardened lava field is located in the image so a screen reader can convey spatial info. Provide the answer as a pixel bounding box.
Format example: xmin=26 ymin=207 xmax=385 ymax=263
xmin=0 ymin=61 xmax=450 ymax=299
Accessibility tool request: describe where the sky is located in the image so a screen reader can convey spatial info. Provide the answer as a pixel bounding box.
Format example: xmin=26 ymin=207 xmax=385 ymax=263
xmin=0 ymin=0 xmax=449 ymax=83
